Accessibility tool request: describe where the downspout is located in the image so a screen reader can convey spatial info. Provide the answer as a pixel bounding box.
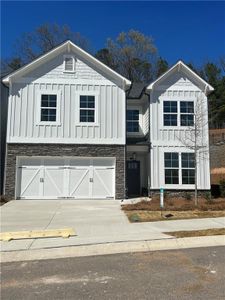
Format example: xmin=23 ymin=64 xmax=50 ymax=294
xmin=124 ymin=80 xmax=132 ymax=199
xmin=143 ymin=86 xmax=151 ymax=196
xmin=3 ymin=78 xmax=10 ymax=196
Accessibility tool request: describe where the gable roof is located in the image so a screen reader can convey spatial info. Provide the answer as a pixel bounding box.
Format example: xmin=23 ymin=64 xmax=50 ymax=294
xmin=146 ymin=60 xmax=214 ymax=94
xmin=2 ymin=40 xmax=131 ymax=89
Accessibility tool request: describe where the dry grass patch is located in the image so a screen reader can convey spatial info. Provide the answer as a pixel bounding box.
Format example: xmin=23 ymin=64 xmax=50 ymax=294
xmin=122 ymin=197 xmax=225 ymax=212
xmin=125 ymin=210 xmax=225 ymax=223
xmin=166 ymin=228 xmax=225 ymax=238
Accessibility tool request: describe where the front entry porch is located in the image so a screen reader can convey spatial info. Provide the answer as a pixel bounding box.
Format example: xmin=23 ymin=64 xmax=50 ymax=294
xmin=126 ymin=145 xmax=150 ymax=197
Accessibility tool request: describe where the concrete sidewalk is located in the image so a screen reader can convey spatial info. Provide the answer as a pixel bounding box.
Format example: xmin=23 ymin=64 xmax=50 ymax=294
xmin=1 ymin=200 xmax=225 ymax=252
xmin=1 ymin=235 xmax=225 ymax=263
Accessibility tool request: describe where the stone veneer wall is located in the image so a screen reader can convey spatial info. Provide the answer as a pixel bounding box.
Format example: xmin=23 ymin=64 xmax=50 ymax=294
xmin=4 ymin=144 xmax=125 ymax=200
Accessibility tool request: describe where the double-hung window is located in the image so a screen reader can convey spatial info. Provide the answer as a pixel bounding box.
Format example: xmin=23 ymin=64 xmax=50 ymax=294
xmin=163 ymin=101 xmax=177 ymax=126
xmin=180 ymin=101 xmax=194 ymax=126
xmin=126 ymin=110 xmax=139 ymax=132
xmin=181 ymin=153 xmax=195 ymax=184
xmin=79 ymin=95 xmax=95 ymax=123
xmin=164 ymin=153 xmax=179 ymax=184
xmin=40 ymin=94 xmax=57 ymax=122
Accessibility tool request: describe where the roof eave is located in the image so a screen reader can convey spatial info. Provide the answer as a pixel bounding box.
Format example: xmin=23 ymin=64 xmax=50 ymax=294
xmin=2 ymin=40 xmax=131 ymax=89
xmin=146 ymin=60 xmax=214 ymax=93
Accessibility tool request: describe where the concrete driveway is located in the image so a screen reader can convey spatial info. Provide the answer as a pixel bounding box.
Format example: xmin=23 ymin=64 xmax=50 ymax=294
xmin=1 ymin=200 xmax=225 ymax=252
xmin=0 ymin=200 xmax=170 ymax=251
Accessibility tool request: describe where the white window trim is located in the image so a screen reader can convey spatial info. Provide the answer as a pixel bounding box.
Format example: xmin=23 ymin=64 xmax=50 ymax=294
xmin=75 ymin=91 xmax=100 ymax=126
xmin=36 ymin=90 xmax=61 ymax=126
xmin=63 ymin=55 xmax=76 ymax=73
xmin=163 ymin=100 xmax=178 ymax=127
xmin=162 ymin=99 xmax=195 ymax=129
xmin=163 ymin=150 xmax=195 ymax=187
xmin=126 ymin=106 xmax=143 ymax=136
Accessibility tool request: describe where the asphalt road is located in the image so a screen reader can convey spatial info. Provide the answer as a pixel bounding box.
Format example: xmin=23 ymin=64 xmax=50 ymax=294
xmin=1 ymin=246 xmax=225 ymax=300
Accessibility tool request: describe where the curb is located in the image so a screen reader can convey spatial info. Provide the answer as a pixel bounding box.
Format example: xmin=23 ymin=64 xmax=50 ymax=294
xmin=1 ymin=235 xmax=225 ymax=263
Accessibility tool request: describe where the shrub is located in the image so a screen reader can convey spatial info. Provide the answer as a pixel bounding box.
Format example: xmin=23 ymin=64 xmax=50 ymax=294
xmin=219 ymin=180 xmax=225 ymax=198
xmin=129 ymin=213 xmax=141 ymax=222
xmin=183 ymin=192 xmax=192 ymax=201
xmin=204 ymin=191 xmax=213 ymax=204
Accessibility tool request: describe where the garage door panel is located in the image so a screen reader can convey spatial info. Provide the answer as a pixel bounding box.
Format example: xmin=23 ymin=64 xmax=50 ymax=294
xmin=69 ymin=168 xmax=90 ymax=198
xmin=92 ymin=168 xmax=114 ymax=198
xmin=20 ymin=167 xmax=41 ymax=197
xmin=43 ymin=168 xmax=64 ymax=197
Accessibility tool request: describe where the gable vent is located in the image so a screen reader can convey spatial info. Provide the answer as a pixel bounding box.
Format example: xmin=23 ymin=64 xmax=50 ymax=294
xmin=64 ymin=56 xmax=75 ymax=72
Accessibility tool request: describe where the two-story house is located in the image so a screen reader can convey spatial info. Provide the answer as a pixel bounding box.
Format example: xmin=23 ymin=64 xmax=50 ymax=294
xmin=2 ymin=40 xmax=213 ymax=200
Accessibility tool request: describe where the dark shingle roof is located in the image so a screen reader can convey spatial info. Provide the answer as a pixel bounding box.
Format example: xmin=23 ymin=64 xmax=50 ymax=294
xmin=127 ymin=82 xmax=146 ymax=99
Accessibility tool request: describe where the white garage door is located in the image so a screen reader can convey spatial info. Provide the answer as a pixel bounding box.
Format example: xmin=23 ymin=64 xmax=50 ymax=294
xmin=16 ymin=157 xmax=115 ymax=199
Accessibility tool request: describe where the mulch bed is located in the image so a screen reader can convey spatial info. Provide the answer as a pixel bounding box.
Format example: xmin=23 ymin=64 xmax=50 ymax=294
xmin=122 ymin=196 xmax=225 ymax=212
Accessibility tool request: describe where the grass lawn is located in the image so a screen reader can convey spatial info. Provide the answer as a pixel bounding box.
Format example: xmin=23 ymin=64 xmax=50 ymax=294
xmin=122 ymin=197 xmax=225 ymax=222
xmin=166 ymin=228 xmax=225 ymax=238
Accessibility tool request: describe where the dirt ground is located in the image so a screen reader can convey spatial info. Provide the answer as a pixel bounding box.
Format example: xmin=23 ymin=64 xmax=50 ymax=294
xmin=122 ymin=196 xmax=225 ymax=222
xmin=122 ymin=196 xmax=225 ymax=211
xmin=166 ymin=228 xmax=225 ymax=238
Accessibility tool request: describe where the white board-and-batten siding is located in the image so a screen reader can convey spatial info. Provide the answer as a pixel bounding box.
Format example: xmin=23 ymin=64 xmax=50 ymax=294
xmin=7 ymin=53 xmax=126 ymax=145
xmin=150 ymin=73 xmax=210 ymax=190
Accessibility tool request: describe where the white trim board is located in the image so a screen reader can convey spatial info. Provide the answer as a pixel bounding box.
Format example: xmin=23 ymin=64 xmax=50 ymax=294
xmin=147 ymin=60 xmax=214 ymax=94
xmin=2 ymin=40 xmax=131 ymax=89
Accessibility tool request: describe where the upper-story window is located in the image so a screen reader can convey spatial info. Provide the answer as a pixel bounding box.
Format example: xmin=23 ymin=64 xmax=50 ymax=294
xmin=163 ymin=100 xmax=194 ymax=127
xmin=64 ymin=55 xmax=75 ymax=72
xmin=163 ymin=101 xmax=177 ymax=126
xmin=180 ymin=101 xmax=194 ymax=126
xmin=40 ymin=94 xmax=57 ymax=122
xmin=80 ymin=95 xmax=95 ymax=122
xmin=126 ymin=110 xmax=139 ymax=132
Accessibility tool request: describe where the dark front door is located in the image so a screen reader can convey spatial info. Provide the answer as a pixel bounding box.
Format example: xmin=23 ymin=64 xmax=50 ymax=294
xmin=126 ymin=160 xmax=140 ymax=197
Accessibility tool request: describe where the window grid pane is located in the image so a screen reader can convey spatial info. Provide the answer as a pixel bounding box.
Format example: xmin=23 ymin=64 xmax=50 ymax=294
xmin=80 ymin=96 xmax=95 ymax=108
xmin=41 ymin=94 xmax=57 ymax=108
xmin=126 ymin=110 xmax=139 ymax=133
xmin=41 ymin=108 xmax=56 ymax=122
xmin=163 ymin=101 xmax=177 ymax=113
xmin=181 ymin=114 xmax=194 ymax=126
xmin=164 ymin=114 xmax=177 ymax=126
xmin=180 ymin=101 xmax=194 ymax=113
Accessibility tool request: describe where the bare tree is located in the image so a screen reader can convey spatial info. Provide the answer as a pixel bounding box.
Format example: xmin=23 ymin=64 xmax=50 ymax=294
xmin=177 ymin=94 xmax=209 ymax=205
xmin=1 ymin=23 xmax=90 ymax=72
xmin=105 ymin=30 xmax=158 ymax=82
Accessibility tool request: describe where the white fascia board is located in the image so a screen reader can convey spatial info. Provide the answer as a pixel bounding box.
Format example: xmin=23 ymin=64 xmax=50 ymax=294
xmin=146 ymin=60 xmax=214 ymax=94
xmin=2 ymin=42 xmax=66 ymax=85
xmin=2 ymin=40 xmax=131 ymax=89
xmin=68 ymin=41 xmax=131 ymax=88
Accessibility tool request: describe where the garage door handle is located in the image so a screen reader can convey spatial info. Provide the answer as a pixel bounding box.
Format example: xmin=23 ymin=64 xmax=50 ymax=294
xmin=89 ymin=178 xmax=93 ymax=183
